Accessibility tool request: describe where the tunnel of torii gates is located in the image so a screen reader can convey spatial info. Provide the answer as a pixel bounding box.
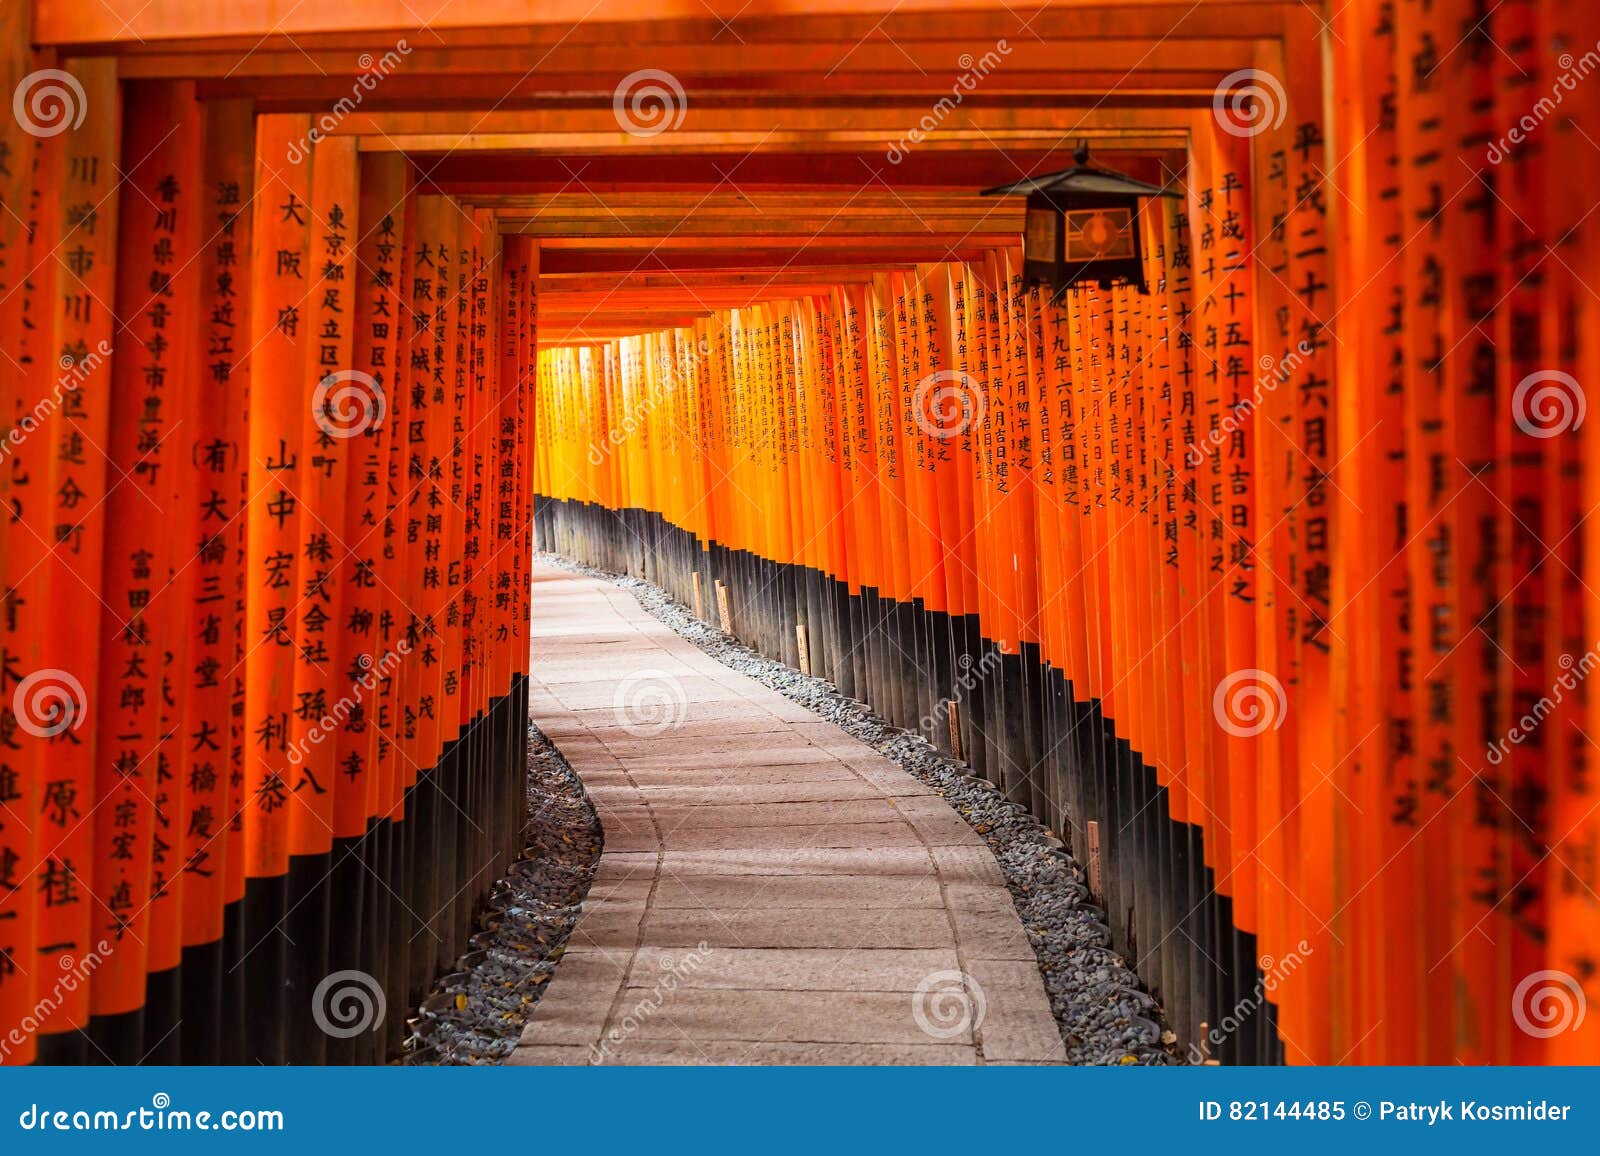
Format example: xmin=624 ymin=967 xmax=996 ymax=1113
xmin=0 ymin=0 xmax=1598 ymax=1070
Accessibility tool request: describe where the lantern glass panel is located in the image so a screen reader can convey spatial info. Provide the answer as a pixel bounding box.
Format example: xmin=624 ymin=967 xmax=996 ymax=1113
xmin=1023 ymin=204 xmax=1059 ymax=265
xmin=1063 ymin=206 xmax=1135 ymax=261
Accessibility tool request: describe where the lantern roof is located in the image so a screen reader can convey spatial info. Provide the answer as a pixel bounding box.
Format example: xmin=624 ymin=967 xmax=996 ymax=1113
xmin=981 ymin=144 xmax=1181 ymax=200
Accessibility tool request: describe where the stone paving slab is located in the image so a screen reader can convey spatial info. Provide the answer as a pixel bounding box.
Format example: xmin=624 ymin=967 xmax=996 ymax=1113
xmin=510 ymin=565 xmax=1066 ymax=1067
xmin=596 ymin=988 xmax=973 ymax=1046
xmin=632 ymin=780 xmax=890 ymax=805
xmin=656 ymin=847 xmax=939 ymax=877
xmin=649 ymin=871 xmax=946 ymax=910
xmin=589 ymin=906 xmax=959 ymax=951
xmin=510 ymin=1040 xmax=979 ymax=1065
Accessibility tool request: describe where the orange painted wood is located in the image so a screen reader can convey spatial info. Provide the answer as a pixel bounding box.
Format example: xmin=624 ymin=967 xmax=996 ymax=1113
xmin=185 ymin=97 xmax=254 ymax=939
xmin=38 ymin=57 xmax=120 ymax=1031
xmin=243 ymin=114 xmax=314 ymax=880
xmin=0 ymin=8 xmax=42 ymax=1065
xmin=90 ymin=79 xmax=204 ymax=1005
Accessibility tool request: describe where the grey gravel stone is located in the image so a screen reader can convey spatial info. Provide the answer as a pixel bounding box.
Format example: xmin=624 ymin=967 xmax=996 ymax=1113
xmin=405 ymin=724 xmax=602 ymax=1065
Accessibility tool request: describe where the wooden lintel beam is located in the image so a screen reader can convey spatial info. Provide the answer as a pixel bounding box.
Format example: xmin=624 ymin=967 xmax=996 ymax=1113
xmin=540 ymin=285 xmax=866 ymax=310
xmin=497 ymin=205 xmax=1021 ymax=238
xmin=110 ymin=39 xmax=1252 ymax=79
xmin=526 ymin=232 xmax=1019 ymax=250
xmin=39 ymin=1 xmax=1290 ymax=47
xmin=214 ymin=75 xmax=1226 ymax=110
xmin=535 ymin=245 xmax=1001 ymax=274
xmin=541 ymin=313 xmax=710 ymax=333
xmin=336 ymin=104 xmax=1196 ymax=139
xmin=424 ymin=149 xmax=1165 ymax=196
xmin=378 ymin=131 xmax=1189 ymax=157
xmin=540 ymin=267 xmax=888 ymax=291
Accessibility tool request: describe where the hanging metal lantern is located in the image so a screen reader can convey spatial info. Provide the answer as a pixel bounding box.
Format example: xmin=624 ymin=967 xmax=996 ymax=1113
xmin=983 ymin=144 xmax=1180 ymax=299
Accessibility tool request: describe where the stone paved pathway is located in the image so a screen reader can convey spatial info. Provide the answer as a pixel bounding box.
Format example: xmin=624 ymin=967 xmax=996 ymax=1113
xmin=510 ymin=564 xmax=1066 ymax=1065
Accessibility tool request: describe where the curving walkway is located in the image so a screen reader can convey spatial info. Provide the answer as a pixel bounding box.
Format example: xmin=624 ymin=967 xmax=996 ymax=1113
xmin=510 ymin=564 xmax=1066 ymax=1066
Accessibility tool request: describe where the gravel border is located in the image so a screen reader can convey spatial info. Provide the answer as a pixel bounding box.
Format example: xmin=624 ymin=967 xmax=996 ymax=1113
xmin=534 ymin=552 xmax=1176 ymax=1066
xmin=403 ymin=723 xmax=602 ymax=1065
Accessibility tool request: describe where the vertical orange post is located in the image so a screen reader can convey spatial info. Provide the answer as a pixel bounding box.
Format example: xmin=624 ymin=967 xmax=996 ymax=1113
xmin=38 ymin=58 xmax=120 ymax=1053
xmin=182 ymin=96 xmax=254 ymax=1063
xmin=0 ymin=5 xmax=41 ymax=1067
xmin=92 ymin=77 xmax=203 ymax=1056
xmin=242 ymin=113 xmax=313 ymax=1064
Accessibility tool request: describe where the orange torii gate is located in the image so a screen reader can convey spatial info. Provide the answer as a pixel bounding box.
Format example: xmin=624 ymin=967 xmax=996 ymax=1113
xmin=0 ymin=34 xmax=537 ymax=1062
xmin=0 ymin=0 xmax=1597 ymax=1068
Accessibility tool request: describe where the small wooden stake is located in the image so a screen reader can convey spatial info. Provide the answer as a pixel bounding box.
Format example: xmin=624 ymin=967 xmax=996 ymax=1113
xmin=947 ymin=700 xmax=963 ymax=760
xmin=1086 ymin=820 xmax=1103 ymax=903
xmin=715 ymin=580 xmax=732 ymax=633
xmin=795 ymin=622 xmax=812 ymax=677
xmin=692 ymin=571 xmax=704 ymax=620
